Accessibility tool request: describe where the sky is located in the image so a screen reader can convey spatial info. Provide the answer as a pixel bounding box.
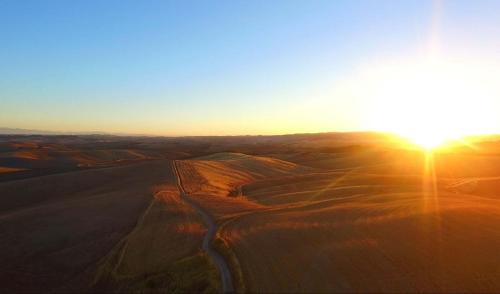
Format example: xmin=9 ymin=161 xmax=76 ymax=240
xmin=1 ymin=0 xmax=499 ymax=136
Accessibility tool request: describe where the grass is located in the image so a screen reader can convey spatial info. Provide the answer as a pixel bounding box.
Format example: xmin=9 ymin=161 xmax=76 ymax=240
xmin=177 ymin=148 xmax=500 ymax=292
xmin=106 ymin=253 xmax=220 ymax=293
xmin=213 ymin=235 xmax=245 ymax=293
xmin=177 ymin=152 xmax=312 ymax=196
xmin=220 ymin=190 xmax=500 ymax=292
xmin=94 ymin=249 xmax=219 ymax=293
xmin=5 ymin=134 xmax=500 ymax=292
xmin=0 ymin=160 xmax=171 ymax=292
xmin=92 ymin=181 xmax=220 ymax=292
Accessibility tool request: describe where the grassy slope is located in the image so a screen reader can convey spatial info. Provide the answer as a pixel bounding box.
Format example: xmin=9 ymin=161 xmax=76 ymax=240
xmin=4 ymin=135 xmax=500 ymax=292
xmin=183 ymin=149 xmax=500 ymax=292
xmin=219 ymin=152 xmax=500 ymax=292
xmin=94 ymin=182 xmax=219 ymax=293
xmin=221 ymin=190 xmax=500 ymax=292
xmin=177 ymin=152 xmax=313 ymax=197
xmin=0 ymin=160 xmax=219 ymax=293
xmin=0 ymin=160 xmax=170 ymax=292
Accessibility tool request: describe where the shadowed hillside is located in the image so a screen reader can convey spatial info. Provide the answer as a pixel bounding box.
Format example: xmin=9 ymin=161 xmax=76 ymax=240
xmin=0 ymin=138 xmax=220 ymax=293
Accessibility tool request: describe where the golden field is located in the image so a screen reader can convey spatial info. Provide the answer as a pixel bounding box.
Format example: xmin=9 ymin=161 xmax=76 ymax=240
xmin=2 ymin=133 xmax=500 ymax=292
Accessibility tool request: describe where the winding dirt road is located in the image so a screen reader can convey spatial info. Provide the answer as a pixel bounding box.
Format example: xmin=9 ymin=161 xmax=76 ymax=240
xmin=172 ymin=160 xmax=234 ymax=293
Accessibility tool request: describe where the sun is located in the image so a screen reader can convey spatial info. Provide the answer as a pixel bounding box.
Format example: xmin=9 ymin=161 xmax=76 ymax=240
xmin=395 ymin=123 xmax=460 ymax=150
xmin=406 ymin=132 xmax=449 ymax=150
xmin=346 ymin=57 xmax=499 ymax=149
xmin=390 ymin=111 xmax=463 ymax=150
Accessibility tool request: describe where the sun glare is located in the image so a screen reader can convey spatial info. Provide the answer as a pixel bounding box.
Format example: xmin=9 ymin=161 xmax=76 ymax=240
xmin=340 ymin=57 xmax=500 ymax=149
xmin=407 ymin=132 xmax=449 ymax=150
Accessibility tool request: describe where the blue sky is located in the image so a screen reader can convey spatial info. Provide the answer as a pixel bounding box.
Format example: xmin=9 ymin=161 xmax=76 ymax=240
xmin=1 ymin=0 xmax=499 ymax=135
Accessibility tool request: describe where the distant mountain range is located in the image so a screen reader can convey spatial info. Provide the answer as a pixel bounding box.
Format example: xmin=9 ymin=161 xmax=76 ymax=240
xmin=2 ymin=127 xmax=500 ymax=143
xmin=0 ymin=127 xmax=111 ymax=136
